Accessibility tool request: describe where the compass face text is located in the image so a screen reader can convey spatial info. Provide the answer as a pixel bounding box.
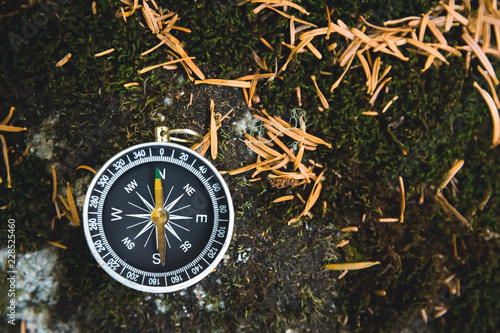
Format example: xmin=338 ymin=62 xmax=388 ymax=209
xmin=83 ymin=142 xmax=234 ymax=293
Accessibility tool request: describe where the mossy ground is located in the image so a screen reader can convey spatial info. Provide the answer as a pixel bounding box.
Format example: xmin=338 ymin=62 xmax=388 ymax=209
xmin=1 ymin=0 xmax=499 ymax=332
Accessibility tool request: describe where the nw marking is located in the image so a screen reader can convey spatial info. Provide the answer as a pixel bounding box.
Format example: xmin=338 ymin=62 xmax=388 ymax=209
xmin=124 ymin=179 xmax=138 ymax=194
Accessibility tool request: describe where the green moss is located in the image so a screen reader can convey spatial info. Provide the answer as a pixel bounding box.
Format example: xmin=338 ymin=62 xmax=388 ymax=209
xmin=1 ymin=0 xmax=499 ymax=331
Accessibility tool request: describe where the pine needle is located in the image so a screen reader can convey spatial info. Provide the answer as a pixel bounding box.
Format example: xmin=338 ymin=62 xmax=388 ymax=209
xmin=48 ymin=241 xmax=67 ymax=249
xmin=210 ymin=99 xmax=217 ymax=160
xmin=55 ymin=53 xmax=72 ymax=67
xmin=66 ymin=182 xmax=81 ymax=226
xmin=473 ymin=81 xmax=500 ymax=147
xmin=273 ymin=195 xmax=294 ymax=203
xmin=325 ymin=261 xmax=380 ymax=271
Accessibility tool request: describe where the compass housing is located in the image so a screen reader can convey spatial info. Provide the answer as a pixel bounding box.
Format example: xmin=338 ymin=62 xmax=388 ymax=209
xmin=83 ymin=142 xmax=234 ymax=293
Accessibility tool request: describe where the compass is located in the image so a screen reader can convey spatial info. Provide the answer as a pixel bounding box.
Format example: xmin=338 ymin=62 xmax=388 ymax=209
xmin=83 ymin=127 xmax=234 ymax=293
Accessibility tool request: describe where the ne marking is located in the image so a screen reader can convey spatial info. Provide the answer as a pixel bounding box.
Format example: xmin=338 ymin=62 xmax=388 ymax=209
xmin=213 ymin=240 xmax=223 ymax=245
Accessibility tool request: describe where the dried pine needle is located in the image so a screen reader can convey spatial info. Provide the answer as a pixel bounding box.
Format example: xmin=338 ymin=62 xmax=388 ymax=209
xmin=48 ymin=241 xmax=67 ymax=249
xmin=138 ymin=57 xmax=195 ymax=74
xmin=293 ymin=143 xmax=305 ymax=171
xmin=195 ymin=79 xmax=251 ymax=88
xmin=66 ymin=182 xmax=81 ymax=226
xmin=477 ymin=66 xmax=500 ymax=108
xmin=369 ymin=77 xmax=392 ymax=105
xmin=436 ymin=192 xmax=471 ymax=228
xmin=210 ymin=99 xmax=217 ymax=160
xmin=473 ymin=82 xmax=500 ymax=147
xmin=463 ymin=30 xmax=498 ymax=85
xmin=228 ymin=155 xmax=283 ymax=176
xmin=306 ymin=42 xmax=322 ymax=59
xmin=58 ymin=194 xmax=70 ymax=212
xmin=1 ymin=107 xmax=15 ymax=125
xmin=76 ymin=165 xmax=97 ymax=174
xmin=302 ymin=168 xmax=327 ymax=217
xmin=124 ymin=82 xmax=140 ymax=88
xmin=0 ymin=134 xmax=11 ymax=188
xmin=406 ymin=38 xmax=448 ymax=63
xmin=251 ymin=0 xmax=310 ymax=15
xmin=310 ymin=75 xmax=329 ymax=109
xmin=272 ymin=195 xmax=294 ymax=203
xmin=336 ymin=240 xmax=350 ymax=247
xmin=0 ymin=124 xmax=27 ymax=132
xmin=330 ymin=54 xmax=354 ymax=93
xmin=340 ymin=226 xmax=359 ymax=232
xmin=437 ymin=160 xmax=464 ymax=192
xmin=259 ymin=37 xmax=275 ymax=51
xmin=378 ymin=217 xmax=399 ymax=222
xmin=51 ymin=166 xmax=57 ymax=202
xmin=55 ymin=53 xmax=72 ymax=67
xmin=399 ymin=176 xmax=405 ymax=223
xmin=362 ymin=111 xmax=379 ymax=116
xmin=325 ymin=261 xmax=381 ymax=271
xmin=94 ymin=48 xmax=115 ymax=57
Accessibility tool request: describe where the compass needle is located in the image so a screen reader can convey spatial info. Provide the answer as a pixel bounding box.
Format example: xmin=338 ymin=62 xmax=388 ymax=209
xmin=152 ymin=168 xmax=168 ymax=266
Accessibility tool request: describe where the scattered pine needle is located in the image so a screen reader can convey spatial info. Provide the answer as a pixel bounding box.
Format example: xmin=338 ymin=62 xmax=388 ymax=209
xmin=336 ymin=240 xmax=350 ymax=248
xmin=51 ymin=166 xmax=57 ymax=202
xmin=66 ymin=182 xmax=81 ymax=226
xmin=56 ymin=53 xmax=72 ymax=67
xmin=48 ymin=241 xmax=67 ymax=250
xmin=473 ymin=82 xmax=500 ymax=148
xmin=210 ymin=99 xmax=217 ymax=160
xmin=340 ymin=226 xmax=359 ymax=232
xmin=94 ymin=48 xmax=115 ymax=57
xmin=272 ymin=195 xmax=294 ymax=203
xmin=399 ymin=176 xmax=405 ymax=223
xmin=325 ymin=261 xmax=381 ymax=271
xmin=0 ymin=134 xmax=11 ymax=188
xmin=378 ymin=217 xmax=399 ymax=222
xmin=194 ymin=79 xmax=252 ymax=88
xmin=124 ymin=82 xmax=140 ymax=88
xmin=437 ymin=160 xmax=464 ymax=192
xmin=76 ymin=165 xmax=97 ymax=174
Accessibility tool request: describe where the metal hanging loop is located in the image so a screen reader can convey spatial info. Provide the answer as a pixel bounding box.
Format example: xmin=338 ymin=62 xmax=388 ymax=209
xmin=155 ymin=126 xmax=203 ymax=144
